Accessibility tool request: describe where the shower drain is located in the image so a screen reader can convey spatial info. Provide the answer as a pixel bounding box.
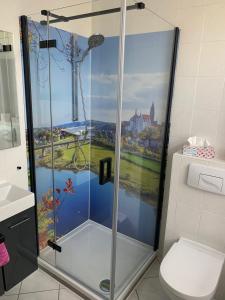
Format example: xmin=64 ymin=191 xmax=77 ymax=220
xmin=99 ymin=279 xmax=110 ymax=292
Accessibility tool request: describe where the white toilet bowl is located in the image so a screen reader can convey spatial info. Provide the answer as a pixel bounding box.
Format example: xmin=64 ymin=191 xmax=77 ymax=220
xmin=159 ymin=238 xmax=225 ymax=300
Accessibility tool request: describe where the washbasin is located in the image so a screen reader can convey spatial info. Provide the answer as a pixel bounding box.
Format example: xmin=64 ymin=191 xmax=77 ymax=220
xmin=0 ymin=181 xmax=35 ymax=222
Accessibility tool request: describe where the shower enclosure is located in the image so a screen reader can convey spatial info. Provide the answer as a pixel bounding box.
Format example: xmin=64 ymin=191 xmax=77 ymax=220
xmin=21 ymin=1 xmax=179 ymax=299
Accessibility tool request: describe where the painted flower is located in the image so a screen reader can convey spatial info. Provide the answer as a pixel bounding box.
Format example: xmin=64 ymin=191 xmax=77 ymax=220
xmin=63 ymin=178 xmax=75 ymax=193
xmin=42 ymin=189 xmax=61 ymax=210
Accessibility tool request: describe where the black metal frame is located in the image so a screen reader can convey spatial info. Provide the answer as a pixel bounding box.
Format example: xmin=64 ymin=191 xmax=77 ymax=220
xmin=40 ymin=2 xmax=145 ymax=25
xmin=20 ymin=15 xmax=39 ymax=255
xmin=153 ymin=27 xmax=180 ymax=251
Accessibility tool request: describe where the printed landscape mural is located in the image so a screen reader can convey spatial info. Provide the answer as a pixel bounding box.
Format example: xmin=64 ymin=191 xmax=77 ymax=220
xmin=27 ymin=20 xmax=174 ymax=250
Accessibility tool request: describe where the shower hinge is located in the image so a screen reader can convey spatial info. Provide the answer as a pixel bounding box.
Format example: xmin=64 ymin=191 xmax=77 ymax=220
xmin=39 ymin=39 xmax=57 ymax=49
xmin=47 ymin=240 xmax=62 ymax=252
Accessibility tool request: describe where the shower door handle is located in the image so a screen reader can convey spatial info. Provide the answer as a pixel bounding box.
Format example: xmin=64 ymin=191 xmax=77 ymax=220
xmin=99 ymin=157 xmax=112 ymax=185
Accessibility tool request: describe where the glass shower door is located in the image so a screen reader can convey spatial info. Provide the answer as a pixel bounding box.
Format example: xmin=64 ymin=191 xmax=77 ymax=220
xmin=113 ymin=0 xmax=176 ymax=298
xmin=45 ymin=1 xmax=123 ymax=297
xmin=26 ymin=13 xmax=57 ymax=266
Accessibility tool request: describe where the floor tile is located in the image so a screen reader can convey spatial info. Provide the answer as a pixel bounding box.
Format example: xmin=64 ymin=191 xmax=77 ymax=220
xmin=20 ymin=269 xmax=59 ymax=294
xmin=5 ymin=283 xmax=21 ymax=295
xmin=137 ymin=277 xmax=170 ymax=300
xmin=127 ymin=290 xmax=139 ymax=300
xmin=0 ymin=296 xmax=18 ymax=300
xmin=59 ymin=288 xmax=83 ymax=300
xmin=59 ymin=283 xmax=67 ymax=289
xmin=143 ymin=259 xmax=160 ymax=279
xmin=18 ymin=290 xmax=58 ymax=300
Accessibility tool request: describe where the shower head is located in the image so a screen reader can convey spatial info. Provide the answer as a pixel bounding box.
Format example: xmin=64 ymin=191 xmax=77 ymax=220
xmin=79 ymin=33 xmax=104 ymax=63
xmin=88 ymin=34 xmax=105 ymax=49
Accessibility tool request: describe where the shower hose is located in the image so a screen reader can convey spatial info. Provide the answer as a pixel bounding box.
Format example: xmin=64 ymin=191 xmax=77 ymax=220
xmin=71 ymin=62 xmax=88 ymax=171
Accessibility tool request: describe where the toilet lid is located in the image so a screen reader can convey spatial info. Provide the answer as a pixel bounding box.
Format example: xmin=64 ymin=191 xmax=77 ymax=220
xmin=160 ymin=238 xmax=225 ymax=299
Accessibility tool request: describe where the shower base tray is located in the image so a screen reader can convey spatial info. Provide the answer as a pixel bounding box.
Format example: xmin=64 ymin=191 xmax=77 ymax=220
xmin=39 ymin=220 xmax=155 ymax=300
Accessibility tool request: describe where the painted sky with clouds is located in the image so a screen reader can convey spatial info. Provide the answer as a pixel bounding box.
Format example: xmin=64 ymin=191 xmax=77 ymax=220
xmin=91 ymin=31 xmax=174 ymax=124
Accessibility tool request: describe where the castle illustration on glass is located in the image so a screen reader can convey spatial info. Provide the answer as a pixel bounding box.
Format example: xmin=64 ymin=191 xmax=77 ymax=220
xmin=126 ymin=103 xmax=156 ymax=133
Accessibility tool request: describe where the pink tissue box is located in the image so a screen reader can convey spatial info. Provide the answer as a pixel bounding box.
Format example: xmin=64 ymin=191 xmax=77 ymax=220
xmin=183 ymin=145 xmax=215 ymax=159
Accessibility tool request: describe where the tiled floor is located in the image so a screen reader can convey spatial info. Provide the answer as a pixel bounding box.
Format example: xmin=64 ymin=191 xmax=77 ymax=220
xmin=127 ymin=258 xmax=169 ymax=300
xmin=0 ymin=258 xmax=169 ymax=300
xmin=0 ymin=269 xmax=82 ymax=300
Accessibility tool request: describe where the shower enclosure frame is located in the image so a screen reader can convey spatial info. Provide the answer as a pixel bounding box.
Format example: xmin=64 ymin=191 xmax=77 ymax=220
xmin=20 ymin=1 xmax=180 ymax=299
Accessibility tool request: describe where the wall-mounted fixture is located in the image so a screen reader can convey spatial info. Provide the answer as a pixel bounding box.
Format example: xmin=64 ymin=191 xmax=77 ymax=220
xmin=0 ymin=30 xmax=20 ymax=150
xmin=187 ymin=163 xmax=225 ymax=195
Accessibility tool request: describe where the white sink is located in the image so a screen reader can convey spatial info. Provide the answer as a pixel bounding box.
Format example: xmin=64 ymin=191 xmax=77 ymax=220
xmin=0 ymin=181 xmax=35 ymax=222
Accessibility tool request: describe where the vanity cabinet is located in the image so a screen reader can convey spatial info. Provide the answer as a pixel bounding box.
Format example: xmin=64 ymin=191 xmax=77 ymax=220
xmin=0 ymin=207 xmax=38 ymax=292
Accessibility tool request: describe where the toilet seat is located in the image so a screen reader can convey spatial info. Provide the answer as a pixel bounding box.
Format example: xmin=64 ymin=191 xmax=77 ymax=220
xmin=160 ymin=238 xmax=225 ymax=300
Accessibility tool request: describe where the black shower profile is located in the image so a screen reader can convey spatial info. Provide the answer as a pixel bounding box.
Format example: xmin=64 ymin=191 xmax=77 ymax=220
xmin=40 ymin=2 xmax=145 ymax=25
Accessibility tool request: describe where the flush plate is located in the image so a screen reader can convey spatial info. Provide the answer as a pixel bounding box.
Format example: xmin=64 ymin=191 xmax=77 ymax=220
xmin=187 ymin=163 xmax=225 ymax=195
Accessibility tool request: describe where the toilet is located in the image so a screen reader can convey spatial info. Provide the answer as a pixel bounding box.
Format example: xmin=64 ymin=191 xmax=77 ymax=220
xmin=159 ymin=238 xmax=225 ymax=300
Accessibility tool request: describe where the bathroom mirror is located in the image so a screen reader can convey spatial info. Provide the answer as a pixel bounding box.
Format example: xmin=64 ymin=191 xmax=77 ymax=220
xmin=0 ymin=30 xmax=20 ymax=150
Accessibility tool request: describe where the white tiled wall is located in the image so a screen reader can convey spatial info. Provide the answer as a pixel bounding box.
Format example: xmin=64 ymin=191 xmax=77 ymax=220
xmin=169 ymin=0 xmax=225 ymax=158
xmin=163 ymin=153 xmax=225 ymax=299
